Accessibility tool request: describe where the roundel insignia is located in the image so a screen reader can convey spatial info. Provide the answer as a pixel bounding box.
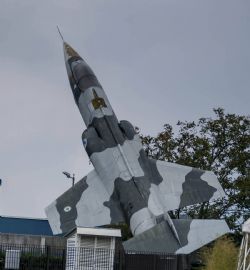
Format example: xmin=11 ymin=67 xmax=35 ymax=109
xmin=64 ymin=206 xmax=72 ymax=212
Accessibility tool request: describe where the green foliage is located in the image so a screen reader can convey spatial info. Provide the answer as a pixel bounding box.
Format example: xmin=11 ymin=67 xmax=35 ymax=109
xmin=201 ymin=237 xmax=238 ymax=270
xmin=0 ymin=250 xmax=64 ymax=270
xmin=141 ymin=108 xmax=250 ymax=234
xmin=0 ymin=251 xmax=4 ymax=270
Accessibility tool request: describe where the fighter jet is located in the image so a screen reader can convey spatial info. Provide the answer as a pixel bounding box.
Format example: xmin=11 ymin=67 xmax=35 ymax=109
xmin=45 ymin=40 xmax=230 ymax=253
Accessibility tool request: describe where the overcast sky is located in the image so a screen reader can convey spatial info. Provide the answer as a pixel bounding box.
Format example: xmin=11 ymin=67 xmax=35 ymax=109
xmin=0 ymin=0 xmax=249 ymax=218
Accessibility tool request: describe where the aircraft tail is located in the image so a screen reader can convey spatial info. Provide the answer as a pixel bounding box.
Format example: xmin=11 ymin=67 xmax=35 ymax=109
xmin=123 ymin=219 xmax=230 ymax=254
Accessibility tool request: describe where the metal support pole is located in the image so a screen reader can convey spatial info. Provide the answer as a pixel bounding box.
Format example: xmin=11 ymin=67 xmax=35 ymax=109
xmin=237 ymin=233 xmax=250 ymax=270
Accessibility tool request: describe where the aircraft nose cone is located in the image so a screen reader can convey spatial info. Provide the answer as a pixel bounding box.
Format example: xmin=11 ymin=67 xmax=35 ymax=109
xmin=63 ymin=41 xmax=102 ymax=99
xmin=63 ymin=42 xmax=81 ymax=61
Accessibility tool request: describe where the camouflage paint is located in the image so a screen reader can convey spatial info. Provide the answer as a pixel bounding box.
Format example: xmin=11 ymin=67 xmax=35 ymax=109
xmin=45 ymin=41 xmax=229 ymax=254
xmin=123 ymin=219 xmax=230 ymax=254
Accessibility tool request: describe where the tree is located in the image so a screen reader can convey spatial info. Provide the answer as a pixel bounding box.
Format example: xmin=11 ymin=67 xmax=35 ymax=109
xmin=141 ymin=108 xmax=250 ymax=234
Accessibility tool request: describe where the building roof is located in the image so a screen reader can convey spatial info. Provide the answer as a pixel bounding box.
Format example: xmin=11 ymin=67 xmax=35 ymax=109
xmin=65 ymin=226 xmax=122 ymax=238
xmin=0 ymin=216 xmax=53 ymax=236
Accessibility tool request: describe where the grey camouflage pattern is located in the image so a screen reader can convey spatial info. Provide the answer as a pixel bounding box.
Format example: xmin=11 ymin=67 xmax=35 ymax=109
xmin=123 ymin=219 xmax=230 ymax=254
xmin=45 ymin=41 xmax=229 ymax=254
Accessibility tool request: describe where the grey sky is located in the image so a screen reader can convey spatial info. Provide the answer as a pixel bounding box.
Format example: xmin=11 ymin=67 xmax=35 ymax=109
xmin=0 ymin=0 xmax=249 ymax=218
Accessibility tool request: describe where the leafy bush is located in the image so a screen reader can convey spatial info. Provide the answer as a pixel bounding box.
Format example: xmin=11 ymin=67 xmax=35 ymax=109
xmin=201 ymin=237 xmax=239 ymax=270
